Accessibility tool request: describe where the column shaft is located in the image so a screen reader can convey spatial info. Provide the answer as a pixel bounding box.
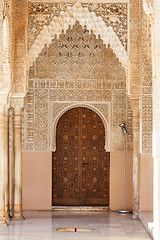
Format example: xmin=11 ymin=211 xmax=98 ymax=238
xmin=131 ymin=99 xmax=140 ymax=217
xmin=0 ymin=106 xmax=8 ymax=225
xmin=13 ymin=107 xmax=24 ymax=220
xmin=4 ymin=106 xmax=9 ymax=216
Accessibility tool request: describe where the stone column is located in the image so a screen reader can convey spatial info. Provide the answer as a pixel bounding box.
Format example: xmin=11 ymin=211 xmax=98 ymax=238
xmin=4 ymin=105 xmax=9 ymax=216
xmin=0 ymin=104 xmax=8 ymax=225
xmin=129 ymin=0 xmax=141 ymax=219
xmin=12 ymin=106 xmax=24 ymax=220
xmin=131 ymin=99 xmax=140 ymax=218
xmin=11 ymin=0 xmax=27 ymax=220
xmin=152 ymin=0 xmax=160 ymax=238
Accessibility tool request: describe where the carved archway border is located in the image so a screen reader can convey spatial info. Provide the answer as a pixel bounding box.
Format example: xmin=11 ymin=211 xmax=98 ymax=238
xmin=28 ymin=2 xmax=128 ymax=72
xmin=50 ymin=102 xmax=110 ymax=152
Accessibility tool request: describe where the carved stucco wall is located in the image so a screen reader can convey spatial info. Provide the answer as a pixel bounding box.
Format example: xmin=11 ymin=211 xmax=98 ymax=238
xmin=24 ymin=18 xmax=133 ymax=152
xmin=141 ymin=5 xmax=152 ymax=153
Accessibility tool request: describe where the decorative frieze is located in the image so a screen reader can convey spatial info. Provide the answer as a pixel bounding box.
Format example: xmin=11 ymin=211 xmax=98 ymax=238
xmin=49 ymin=89 xmax=112 ymax=102
xmin=30 ymin=79 xmax=126 ymax=90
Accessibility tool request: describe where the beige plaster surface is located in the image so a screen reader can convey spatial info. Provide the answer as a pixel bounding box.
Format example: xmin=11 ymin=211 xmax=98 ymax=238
xmin=22 ymin=152 xmax=52 ymax=210
xmin=22 ymin=151 xmax=133 ymax=211
xmin=110 ymin=152 xmax=133 ymax=211
xmin=140 ymin=153 xmax=153 ymax=212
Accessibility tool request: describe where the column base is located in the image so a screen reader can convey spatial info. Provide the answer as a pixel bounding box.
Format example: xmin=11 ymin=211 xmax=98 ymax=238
xmin=5 ymin=214 xmax=11 ymax=221
xmin=132 ymin=211 xmax=139 ymax=219
xmin=12 ymin=212 xmax=25 ymax=221
xmin=0 ymin=217 xmax=8 ymax=226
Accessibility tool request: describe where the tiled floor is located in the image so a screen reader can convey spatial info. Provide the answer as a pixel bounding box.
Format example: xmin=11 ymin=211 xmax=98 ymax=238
xmin=0 ymin=211 xmax=151 ymax=240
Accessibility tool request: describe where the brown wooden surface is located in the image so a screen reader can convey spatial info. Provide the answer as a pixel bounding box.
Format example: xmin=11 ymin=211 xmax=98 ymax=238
xmin=52 ymin=107 xmax=110 ymax=206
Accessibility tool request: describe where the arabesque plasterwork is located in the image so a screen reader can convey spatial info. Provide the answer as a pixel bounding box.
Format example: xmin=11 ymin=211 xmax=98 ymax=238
xmin=24 ymin=21 xmax=133 ymax=152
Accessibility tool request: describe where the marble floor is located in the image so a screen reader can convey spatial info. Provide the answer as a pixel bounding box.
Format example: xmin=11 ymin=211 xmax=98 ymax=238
xmin=0 ymin=211 xmax=151 ymax=240
xmin=139 ymin=212 xmax=153 ymax=239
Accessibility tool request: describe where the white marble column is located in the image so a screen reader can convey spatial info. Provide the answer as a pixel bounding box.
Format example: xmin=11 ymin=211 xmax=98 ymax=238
xmin=0 ymin=105 xmax=8 ymax=225
xmin=131 ymin=99 xmax=140 ymax=218
xmin=12 ymin=107 xmax=24 ymax=220
xmin=4 ymin=105 xmax=9 ymax=217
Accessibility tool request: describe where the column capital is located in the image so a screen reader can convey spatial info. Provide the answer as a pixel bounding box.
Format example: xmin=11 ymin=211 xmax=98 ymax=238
xmin=10 ymin=95 xmax=24 ymax=109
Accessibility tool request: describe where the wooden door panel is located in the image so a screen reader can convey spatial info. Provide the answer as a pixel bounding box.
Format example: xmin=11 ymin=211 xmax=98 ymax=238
xmin=53 ymin=108 xmax=80 ymax=205
xmin=52 ymin=107 xmax=110 ymax=206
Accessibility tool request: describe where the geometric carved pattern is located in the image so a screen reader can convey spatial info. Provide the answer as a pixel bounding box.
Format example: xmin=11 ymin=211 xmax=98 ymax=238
xmin=141 ymin=7 xmax=152 ymax=153
xmin=49 ymin=89 xmax=112 ymax=102
xmin=126 ymin=97 xmax=133 ymax=152
xmin=142 ymin=94 xmax=152 ymax=152
xmin=28 ymin=2 xmax=128 ymax=50
xmin=52 ymin=107 xmax=110 ymax=206
xmin=112 ymin=90 xmax=133 ymax=151
xmin=34 ymin=89 xmax=49 ymax=151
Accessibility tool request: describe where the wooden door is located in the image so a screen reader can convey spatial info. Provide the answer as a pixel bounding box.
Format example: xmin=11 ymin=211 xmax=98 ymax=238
xmin=52 ymin=107 xmax=110 ymax=206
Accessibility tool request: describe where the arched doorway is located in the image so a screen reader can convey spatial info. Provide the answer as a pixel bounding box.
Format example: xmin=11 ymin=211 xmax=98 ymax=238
xmin=52 ymin=107 xmax=110 ymax=206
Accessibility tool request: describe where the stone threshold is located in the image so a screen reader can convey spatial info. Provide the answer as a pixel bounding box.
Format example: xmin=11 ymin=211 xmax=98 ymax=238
xmin=52 ymin=206 xmax=109 ymax=212
xmin=139 ymin=212 xmax=153 ymax=239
